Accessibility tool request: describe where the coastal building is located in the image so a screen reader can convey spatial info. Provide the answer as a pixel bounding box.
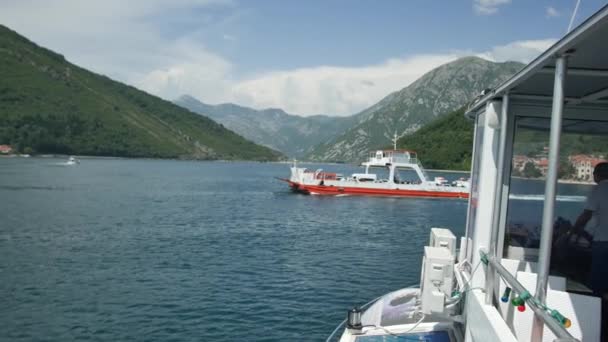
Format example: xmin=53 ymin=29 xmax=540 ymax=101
xmin=512 ymin=155 xmax=548 ymax=176
xmin=0 ymin=145 xmax=12 ymax=154
xmin=569 ymin=154 xmax=606 ymax=181
xmin=512 ymin=155 xmax=528 ymax=172
xmin=534 ymin=157 xmax=549 ymax=176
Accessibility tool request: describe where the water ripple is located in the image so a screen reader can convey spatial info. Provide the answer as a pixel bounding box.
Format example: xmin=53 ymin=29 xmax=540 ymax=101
xmin=0 ymin=158 xmax=468 ymax=341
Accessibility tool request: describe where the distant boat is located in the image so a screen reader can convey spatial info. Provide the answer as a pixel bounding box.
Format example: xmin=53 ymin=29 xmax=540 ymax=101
xmin=66 ymin=156 xmax=79 ymax=165
xmin=281 ymin=150 xmax=469 ymax=199
xmin=451 ymin=177 xmax=470 ymax=188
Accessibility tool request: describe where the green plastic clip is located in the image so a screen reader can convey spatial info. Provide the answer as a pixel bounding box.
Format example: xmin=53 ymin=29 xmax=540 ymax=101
xmin=550 ymin=309 xmax=572 ymax=328
xmin=479 ymin=251 xmax=489 ymax=266
xmin=519 ymin=290 xmax=531 ymax=301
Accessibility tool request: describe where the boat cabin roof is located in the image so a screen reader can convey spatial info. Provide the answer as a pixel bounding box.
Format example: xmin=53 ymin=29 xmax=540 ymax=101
xmin=466 ymin=4 xmax=608 ymax=120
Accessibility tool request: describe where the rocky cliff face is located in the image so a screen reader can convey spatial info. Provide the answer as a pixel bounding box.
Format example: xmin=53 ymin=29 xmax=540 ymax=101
xmin=305 ymin=57 xmax=523 ymax=162
xmin=175 ymin=95 xmax=358 ymax=158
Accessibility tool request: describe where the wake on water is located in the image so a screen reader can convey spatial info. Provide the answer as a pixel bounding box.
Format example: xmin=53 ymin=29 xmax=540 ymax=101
xmin=508 ymin=194 xmax=586 ymax=202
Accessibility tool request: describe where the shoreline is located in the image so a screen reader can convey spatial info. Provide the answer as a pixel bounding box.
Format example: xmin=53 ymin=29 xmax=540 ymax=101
xmin=426 ymin=169 xmax=469 ymax=173
xmin=557 ymin=179 xmax=595 ymax=185
xmin=511 ymin=175 xmax=594 ymax=185
xmin=4 ymin=155 xmax=587 ymax=184
xmin=0 ymin=154 xmax=279 ymax=162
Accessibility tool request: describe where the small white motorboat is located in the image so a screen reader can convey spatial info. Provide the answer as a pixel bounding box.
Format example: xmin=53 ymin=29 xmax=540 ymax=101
xmin=66 ymin=156 xmax=79 ymax=165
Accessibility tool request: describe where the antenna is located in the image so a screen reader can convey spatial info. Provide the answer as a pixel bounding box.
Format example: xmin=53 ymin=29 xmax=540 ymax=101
xmin=567 ymin=0 xmax=581 ymax=33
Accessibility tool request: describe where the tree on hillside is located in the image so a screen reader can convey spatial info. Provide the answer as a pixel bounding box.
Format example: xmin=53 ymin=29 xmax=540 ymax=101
xmin=558 ymin=157 xmax=575 ymax=179
xmin=522 ymin=162 xmax=542 ymax=178
xmin=397 ymin=107 xmax=474 ymax=171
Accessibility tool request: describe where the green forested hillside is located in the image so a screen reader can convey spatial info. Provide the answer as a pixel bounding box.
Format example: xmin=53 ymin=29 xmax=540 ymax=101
xmin=0 ymin=25 xmax=281 ymax=160
xmin=306 ymin=57 xmax=523 ymax=162
xmin=397 ymin=108 xmax=473 ymax=170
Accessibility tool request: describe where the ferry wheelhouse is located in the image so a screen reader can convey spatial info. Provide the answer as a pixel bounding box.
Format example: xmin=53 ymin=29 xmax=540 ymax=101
xmin=328 ymin=4 xmax=608 ymax=342
xmin=285 ymin=149 xmax=469 ymax=198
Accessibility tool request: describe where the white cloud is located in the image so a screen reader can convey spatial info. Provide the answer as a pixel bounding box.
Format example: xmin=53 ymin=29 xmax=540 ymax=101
xmin=222 ymin=34 xmax=237 ymax=41
xmin=0 ymin=1 xmax=555 ymax=117
xmin=228 ymin=55 xmax=460 ymax=116
xmin=153 ymin=37 xmax=552 ymax=117
xmin=0 ymin=0 xmax=235 ymax=83
xmin=473 ymin=0 xmax=511 ymax=15
xmin=546 ymin=6 xmax=561 ymax=18
xmin=476 ymin=39 xmax=557 ymax=63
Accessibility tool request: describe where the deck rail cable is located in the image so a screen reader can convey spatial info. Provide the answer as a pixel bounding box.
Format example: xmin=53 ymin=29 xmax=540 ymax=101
xmin=479 ymin=250 xmax=579 ymax=342
xmin=567 ymin=0 xmax=582 ymax=33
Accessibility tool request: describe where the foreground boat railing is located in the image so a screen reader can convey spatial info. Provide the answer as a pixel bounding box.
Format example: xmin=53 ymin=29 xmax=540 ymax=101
xmin=325 ymin=285 xmax=419 ymax=342
xmin=325 ymin=318 xmax=347 ymax=342
xmin=324 ymin=296 xmax=379 ymax=342
xmin=479 ymin=250 xmax=579 ymax=342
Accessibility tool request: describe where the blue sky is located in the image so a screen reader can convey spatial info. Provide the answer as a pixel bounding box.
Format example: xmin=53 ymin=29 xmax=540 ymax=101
xmin=1 ymin=0 xmax=607 ymax=116
xmin=190 ymin=0 xmax=605 ymax=72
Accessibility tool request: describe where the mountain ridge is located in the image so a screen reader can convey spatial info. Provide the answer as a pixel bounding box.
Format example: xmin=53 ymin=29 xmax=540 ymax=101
xmin=0 ymin=25 xmax=281 ymax=161
xmin=305 ymin=56 xmax=524 ymax=162
xmin=175 ymin=95 xmax=358 ymax=158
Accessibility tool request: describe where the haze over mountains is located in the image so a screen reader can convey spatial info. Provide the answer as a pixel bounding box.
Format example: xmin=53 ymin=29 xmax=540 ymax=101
xmin=175 ymin=95 xmax=358 ymax=158
xmin=178 ymin=57 xmax=524 ymax=162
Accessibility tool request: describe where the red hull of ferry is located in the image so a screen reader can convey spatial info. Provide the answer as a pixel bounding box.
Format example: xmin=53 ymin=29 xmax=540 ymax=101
xmin=282 ymin=180 xmax=469 ymax=199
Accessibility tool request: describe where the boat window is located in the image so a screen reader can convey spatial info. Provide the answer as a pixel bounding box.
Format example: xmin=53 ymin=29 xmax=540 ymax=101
xmin=464 ymin=112 xmax=485 ymax=255
xmin=503 ymin=116 xmax=608 ymax=285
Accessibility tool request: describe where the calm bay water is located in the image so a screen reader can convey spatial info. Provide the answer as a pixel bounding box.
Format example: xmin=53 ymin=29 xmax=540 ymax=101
xmin=2 ymin=157 xmax=473 ymax=341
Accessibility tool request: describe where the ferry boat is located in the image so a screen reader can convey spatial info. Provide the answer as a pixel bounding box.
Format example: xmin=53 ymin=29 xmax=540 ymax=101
xmin=283 ymin=147 xmax=469 ymax=199
xmin=327 ymin=4 xmax=608 ymax=342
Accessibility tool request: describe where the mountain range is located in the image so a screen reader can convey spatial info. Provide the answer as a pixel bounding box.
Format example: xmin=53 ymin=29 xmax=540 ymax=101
xmin=1 ymin=23 xmax=525 ymax=165
xmin=0 ymin=25 xmax=281 ymax=161
xmin=175 ymin=95 xmax=358 ymax=158
xmin=306 ymin=57 xmax=523 ymax=162
xmin=177 ymin=57 xmax=523 ymax=163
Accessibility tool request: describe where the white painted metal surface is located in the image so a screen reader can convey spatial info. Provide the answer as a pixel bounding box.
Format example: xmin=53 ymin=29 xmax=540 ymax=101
xmin=329 ymin=4 xmax=608 ymax=342
xmin=470 ymin=102 xmax=501 ymax=289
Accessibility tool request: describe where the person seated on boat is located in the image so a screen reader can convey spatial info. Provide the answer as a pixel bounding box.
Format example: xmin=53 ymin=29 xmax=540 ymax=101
xmin=572 ymin=162 xmax=608 ymax=297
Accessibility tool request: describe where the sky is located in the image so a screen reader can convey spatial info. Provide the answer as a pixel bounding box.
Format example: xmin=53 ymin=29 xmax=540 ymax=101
xmin=0 ymin=0 xmax=607 ymax=117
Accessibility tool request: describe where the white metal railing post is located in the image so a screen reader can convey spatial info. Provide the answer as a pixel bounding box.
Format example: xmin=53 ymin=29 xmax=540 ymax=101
xmin=480 ymin=251 xmax=579 ymax=342
xmin=485 ymin=94 xmax=510 ymax=304
xmin=533 ymin=55 xmax=568 ymax=340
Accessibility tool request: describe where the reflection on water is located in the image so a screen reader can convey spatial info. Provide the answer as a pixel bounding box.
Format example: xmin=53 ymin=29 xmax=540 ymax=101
xmin=508 ymin=194 xmax=586 ymax=202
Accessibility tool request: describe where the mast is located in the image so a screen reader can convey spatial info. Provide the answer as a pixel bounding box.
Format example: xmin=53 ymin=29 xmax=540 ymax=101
xmin=567 ymin=0 xmax=581 ymax=33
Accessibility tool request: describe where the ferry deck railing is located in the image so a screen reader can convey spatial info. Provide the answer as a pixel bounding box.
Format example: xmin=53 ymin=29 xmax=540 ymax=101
xmin=480 ymin=250 xmax=579 ymax=342
xmin=367 ymin=156 xmax=417 ymax=164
